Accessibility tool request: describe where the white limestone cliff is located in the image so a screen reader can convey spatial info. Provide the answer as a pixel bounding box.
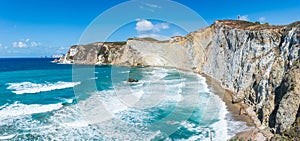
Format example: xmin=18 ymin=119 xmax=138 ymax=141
xmin=62 ymin=20 xmax=300 ymax=139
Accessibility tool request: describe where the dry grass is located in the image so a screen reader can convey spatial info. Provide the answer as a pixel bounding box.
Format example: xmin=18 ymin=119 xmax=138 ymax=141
xmin=215 ymin=20 xmax=285 ymax=30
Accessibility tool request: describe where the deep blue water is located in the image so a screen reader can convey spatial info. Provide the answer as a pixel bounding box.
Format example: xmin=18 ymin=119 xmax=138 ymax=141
xmin=0 ymin=58 xmax=71 ymax=72
xmin=0 ymin=58 xmax=248 ymax=140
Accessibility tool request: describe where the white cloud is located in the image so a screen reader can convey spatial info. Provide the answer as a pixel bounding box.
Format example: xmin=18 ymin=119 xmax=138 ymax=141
xmin=30 ymin=41 xmax=40 ymax=47
xmin=13 ymin=41 xmax=27 ymax=48
xmin=136 ymin=19 xmax=169 ymax=33
xmin=135 ymin=19 xmax=171 ymax=41
xmin=238 ymin=15 xmax=249 ymax=21
xmin=144 ymin=3 xmax=161 ymax=8
xmin=136 ymin=19 xmax=154 ymax=32
xmin=153 ymin=23 xmax=169 ymax=32
xmin=56 ymin=46 xmax=67 ymax=53
xmin=139 ymin=3 xmax=161 ymax=12
xmin=172 ymin=32 xmax=185 ymax=37
xmin=259 ymin=17 xmax=266 ymax=22
xmin=0 ymin=43 xmax=8 ymax=49
xmin=12 ymin=39 xmax=41 ymax=48
xmin=138 ymin=34 xmax=170 ymax=41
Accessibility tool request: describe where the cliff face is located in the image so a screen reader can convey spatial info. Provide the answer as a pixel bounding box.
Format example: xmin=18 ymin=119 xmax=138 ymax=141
xmin=62 ymin=20 xmax=300 ymax=134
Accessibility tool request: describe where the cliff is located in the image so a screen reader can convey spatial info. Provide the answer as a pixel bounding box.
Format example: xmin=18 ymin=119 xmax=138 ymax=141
xmin=61 ymin=20 xmax=300 ymax=139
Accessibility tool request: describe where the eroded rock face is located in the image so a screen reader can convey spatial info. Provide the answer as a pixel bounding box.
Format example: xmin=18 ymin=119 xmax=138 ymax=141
xmin=62 ymin=20 xmax=300 ymax=134
xmin=275 ymin=60 xmax=300 ymax=133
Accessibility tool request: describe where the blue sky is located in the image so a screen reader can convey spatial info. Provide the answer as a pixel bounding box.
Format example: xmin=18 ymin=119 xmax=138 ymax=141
xmin=0 ymin=0 xmax=300 ymax=57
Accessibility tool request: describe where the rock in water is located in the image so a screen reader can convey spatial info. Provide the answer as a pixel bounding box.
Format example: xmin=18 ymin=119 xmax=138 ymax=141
xmin=52 ymin=59 xmax=59 ymax=63
xmin=128 ymin=78 xmax=138 ymax=83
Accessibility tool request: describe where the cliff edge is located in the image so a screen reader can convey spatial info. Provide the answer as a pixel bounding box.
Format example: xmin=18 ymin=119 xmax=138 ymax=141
xmin=61 ymin=20 xmax=300 ymax=140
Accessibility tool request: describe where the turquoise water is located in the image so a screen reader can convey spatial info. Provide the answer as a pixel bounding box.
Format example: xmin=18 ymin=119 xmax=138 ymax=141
xmin=0 ymin=58 xmax=248 ymax=140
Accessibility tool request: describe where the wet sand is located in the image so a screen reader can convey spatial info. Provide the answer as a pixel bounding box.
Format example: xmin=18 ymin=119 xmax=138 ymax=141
xmin=174 ymin=67 xmax=255 ymax=128
xmin=201 ymin=74 xmax=276 ymax=140
xmin=165 ymin=67 xmax=258 ymax=139
xmin=201 ymin=73 xmax=255 ymax=127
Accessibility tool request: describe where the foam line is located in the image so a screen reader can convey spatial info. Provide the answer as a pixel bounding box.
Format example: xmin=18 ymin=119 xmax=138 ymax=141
xmin=7 ymin=81 xmax=80 ymax=94
xmin=0 ymin=134 xmax=16 ymax=140
xmin=0 ymin=102 xmax=63 ymax=118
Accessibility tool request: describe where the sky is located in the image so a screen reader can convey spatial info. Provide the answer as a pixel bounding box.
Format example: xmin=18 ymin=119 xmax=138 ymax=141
xmin=0 ymin=0 xmax=300 ymax=57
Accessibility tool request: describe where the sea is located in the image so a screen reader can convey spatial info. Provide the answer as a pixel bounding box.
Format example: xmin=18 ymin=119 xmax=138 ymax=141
xmin=0 ymin=58 xmax=249 ymax=141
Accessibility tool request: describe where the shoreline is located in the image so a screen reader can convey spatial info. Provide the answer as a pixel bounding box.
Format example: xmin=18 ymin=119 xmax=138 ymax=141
xmin=201 ymin=73 xmax=255 ymax=127
xmin=165 ymin=67 xmax=259 ymax=139
xmin=58 ymin=64 xmax=265 ymax=139
xmin=200 ymin=73 xmax=263 ymax=140
xmin=66 ymin=64 xmax=257 ymax=127
xmin=201 ymin=73 xmax=274 ymax=140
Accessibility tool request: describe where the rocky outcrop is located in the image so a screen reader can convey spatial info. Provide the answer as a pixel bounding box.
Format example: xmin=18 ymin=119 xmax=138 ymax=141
xmin=274 ymin=59 xmax=300 ymax=133
xmin=61 ymin=20 xmax=300 ymax=137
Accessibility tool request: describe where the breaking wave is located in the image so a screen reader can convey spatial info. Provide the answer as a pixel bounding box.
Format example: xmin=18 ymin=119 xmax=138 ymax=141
xmin=7 ymin=81 xmax=81 ymax=94
xmin=0 ymin=102 xmax=63 ymax=119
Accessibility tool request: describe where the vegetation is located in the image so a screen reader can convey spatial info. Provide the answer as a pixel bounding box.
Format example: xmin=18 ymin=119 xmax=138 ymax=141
xmin=271 ymin=117 xmax=300 ymax=140
xmin=264 ymin=22 xmax=270 ymax=26
xmin=140 ymin=37 xmax=159 ymax=41
xmin=128 ymin=37 xmax=161 ymax=42
xmin=109 ymin=41 xmax=127 ymax=46
xmin=216 ymin=20 xmax=283 ymax=30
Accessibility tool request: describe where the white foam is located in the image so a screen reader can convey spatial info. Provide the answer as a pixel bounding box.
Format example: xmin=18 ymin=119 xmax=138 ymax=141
xmin=121 ymin=70 xmax=130 ymax=73
xmin=0 ymin=134 xmax=16 ymax=140
xmin=0 ymin=103 xmax=9 ymax=110
xmin=178 ymin=100 xmax=230 ymax=141
xmin=95 ymin=91 xmax=129 ymax=114
xmin=201 ymin=93 xmax=231 ymax=140
xmin=165 ymin=94 xmax=184 ymax=102
xmin=132 ymin=90 xmax=144 ymax=99
xmin=49 ymin=103 xmax=157 ymax=140
xmin=0 ymin=102 xmax=63 ymax=118
xmin=59 ymin=98 xmax=75 ymax=104
xmin=0 ymin=104 xmax=109 ymax=140
xmin=89 ymin=77 xmax=98 ymax=80
xmin=179 ymin=121 xmax=210 ymax=141
xmin=0 ymin=67 xmax=250 ymax=140
xmin=174 ymin=72 xmax=232 ymax=141
xmin=144 ymin=67 xmax=170 ymax=80
xmin=103 ymin=99 xmax=128 ymax=114
xmin=62 ymin=120 xmax=89 ymax=128
xmin=7 ymin=81 xmax=81 ymax=94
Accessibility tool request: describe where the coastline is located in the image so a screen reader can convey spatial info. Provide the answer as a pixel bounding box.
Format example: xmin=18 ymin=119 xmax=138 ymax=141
xmin=201 ymin=73 xmax=274 ymax=140
xmin=166 ymin=67 xmax=258 ymax=139
xmin=201 ymin=73 xmax=254 ymax=127
xmin=200 ymin=73 xmax=260 ymax=140
xmin=61 ymin=20 xmax=300 ymax=140
xmin=58 ymin=62 xmax=269 ymax=139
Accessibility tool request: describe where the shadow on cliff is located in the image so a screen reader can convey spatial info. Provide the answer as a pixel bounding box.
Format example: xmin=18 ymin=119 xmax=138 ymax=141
xmin=269 ymin=78 xmax=289 ymax=132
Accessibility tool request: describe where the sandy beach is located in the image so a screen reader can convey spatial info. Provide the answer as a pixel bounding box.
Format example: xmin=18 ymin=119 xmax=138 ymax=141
xmin=201 ymin=73 xmax=276 ymax=140
xmin=202 ymin=73 xmax=254 ymax=127
xmin=199 ymin=73 xmax=264 ymax=141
